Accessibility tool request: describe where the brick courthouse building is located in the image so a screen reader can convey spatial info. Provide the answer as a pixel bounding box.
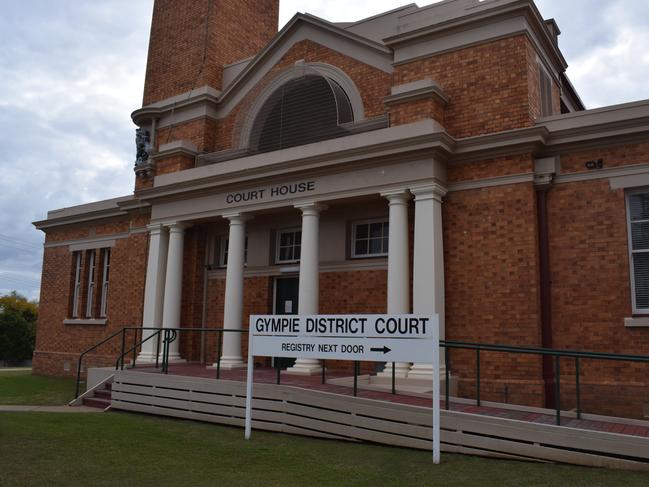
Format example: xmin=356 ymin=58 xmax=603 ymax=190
xmin=33 ymin=0 xmax=649 ymax=418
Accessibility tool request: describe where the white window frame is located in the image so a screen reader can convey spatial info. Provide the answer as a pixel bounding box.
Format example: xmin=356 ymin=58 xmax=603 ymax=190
xmin=275 ymin=228 xmax=302 ymax=264
xmin=626 ymin=189 xmax=649 ymax=314
xmin=71 ymin=251 xmax=82 ymax=318
xmin=85 ymin=249 xmax=96 ymax=318
xmin=351 ymin=219 xmax=389 ymax=259
xmin=218 ymin=235 xmax=249 ymax=267
xmin=99 ymin=248 xmax=110 ymax=318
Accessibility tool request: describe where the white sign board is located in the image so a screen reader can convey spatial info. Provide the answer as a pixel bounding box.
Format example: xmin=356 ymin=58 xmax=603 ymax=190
xmin=249 ymin=315 xmax=435 ymax=363
xmin=244 ymin=314 xmax=441 ymax=463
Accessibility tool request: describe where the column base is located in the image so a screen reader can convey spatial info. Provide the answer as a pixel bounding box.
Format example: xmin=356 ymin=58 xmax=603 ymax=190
xmin=285 ymin=359 xmax=322 ymax=376
xmin=408 ymin=363 xmax=446 ymax=380
xmin=212 ymin=356 xmax=246 ymax=370
xmin=377 ymin=362 xmax=411 ymax=378
xmin=136 ymin=352 xmax=185 ymax=365
xmin=136 ymin=352 xmax=159 ymax=364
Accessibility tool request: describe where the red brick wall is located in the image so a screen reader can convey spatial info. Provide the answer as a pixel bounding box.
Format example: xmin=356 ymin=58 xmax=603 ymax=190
xmin=387 ymin=96 xmax=446 ymax=127
xmin=143 ymin=0 xmax=278 ymax=105
xmin=394 ymin=35 xmax=535 ymax=138
xmin=200 ymin=276 xmax=273 ymax=366
xmin=559 ymin=142 xmax=649 ymax=174
xmin=547 ymin=178 xmax=649 ymax=417
xmin=33 ymin=215 xmax=149 ymax=377
xmin=444 ymin=181 xmax=543 ymax=406
xmin=155 ymin=117 xmax=219 ymax=154
xmin=447 ymin=154 xmax=535 ymax=183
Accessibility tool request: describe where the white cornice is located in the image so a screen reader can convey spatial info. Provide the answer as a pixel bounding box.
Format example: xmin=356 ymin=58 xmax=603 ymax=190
xmin=141 ymin=120 xmax=451 ymax=201
xmin=556 ymin=163 xmax=649 ymax=186
xmin=448 ymin=173 xmax=534 ymax=192
xmin=37 ymin=100 xmax=649 ymax=230
xmin=385 ymin=0 xmax=566 ymax=71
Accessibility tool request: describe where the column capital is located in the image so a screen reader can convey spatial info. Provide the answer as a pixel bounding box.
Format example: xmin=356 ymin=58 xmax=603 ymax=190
xmin=164 ymin=222 xmax=191 ymax=233
xmin=295 ymin=201 xmax=327 ymax=215
xmin=146 ymin=223 xmax=168 ymax=235
xmin=223 ymin=212 xmax=253 ymax=224
xmin=381 ymin=189 xmax=411 ymax=204
xmin=410 ymin=183 xmax=448 ymax=202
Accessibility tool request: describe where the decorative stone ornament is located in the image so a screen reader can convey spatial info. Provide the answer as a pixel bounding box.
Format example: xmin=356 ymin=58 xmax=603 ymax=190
xmin=134 ymin=128 xmax=153 ymax=179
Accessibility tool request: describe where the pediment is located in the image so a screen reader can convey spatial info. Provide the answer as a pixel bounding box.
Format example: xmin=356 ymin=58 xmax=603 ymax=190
xmin=216 ymin=13 xmax=394 ymax=117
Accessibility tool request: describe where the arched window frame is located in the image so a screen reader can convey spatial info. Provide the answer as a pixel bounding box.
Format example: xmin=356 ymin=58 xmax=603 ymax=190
xmin=237 ymin=62 xmax=365 ymax=151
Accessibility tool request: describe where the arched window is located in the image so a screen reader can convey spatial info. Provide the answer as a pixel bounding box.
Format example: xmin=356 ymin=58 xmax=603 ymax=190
xmin=249 ymin=75 xmax=354 ymax=154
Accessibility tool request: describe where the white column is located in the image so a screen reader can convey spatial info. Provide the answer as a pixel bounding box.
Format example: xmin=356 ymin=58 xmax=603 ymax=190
xmin=286 ymin=202 xmax=326 ymax=375
xmin=409 ymin=184 xmax=447 ymax=379
xmin=378 ymin=190 xmax=412 ymax=378
xmin=161 ymin=222 xmax=189 ymax=361
xmin=138 ymin=224 xmax=169 ymax=362
xmin=215 ymin=213 xmax=250 ymax=369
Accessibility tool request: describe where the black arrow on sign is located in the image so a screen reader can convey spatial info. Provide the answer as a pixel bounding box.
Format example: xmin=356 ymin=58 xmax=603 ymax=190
xmin=371 ymin=346 xmax=392 ymax=354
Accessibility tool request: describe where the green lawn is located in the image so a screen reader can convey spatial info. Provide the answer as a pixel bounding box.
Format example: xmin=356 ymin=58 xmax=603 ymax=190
xmin=0 ymin=369 xmax=73 ymax=405
xmin=0 ymin=412 xmax=647 ymax=486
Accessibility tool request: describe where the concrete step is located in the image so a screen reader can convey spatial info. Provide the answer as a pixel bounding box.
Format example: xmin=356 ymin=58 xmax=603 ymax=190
xmin=83 ymin=397 xmax=111 ymax=409
xmin=94 ymin=389 xmax=112 ymax=399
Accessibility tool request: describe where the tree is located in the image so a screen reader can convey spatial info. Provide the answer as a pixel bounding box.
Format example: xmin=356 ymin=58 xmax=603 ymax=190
xmin=0 ymin=292 xmax=38 ymax=364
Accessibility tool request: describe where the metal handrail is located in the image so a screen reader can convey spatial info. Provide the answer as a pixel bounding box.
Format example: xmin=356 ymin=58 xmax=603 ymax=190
xmin=74 ymin=328 xmax=126 ymax=398
xmin=440 ymin=340 xmax=649 ymax=425
xmin=441 ymin=340 xmax=649 ymax=363
xmin=75 ymin=327 xmax=649 ymax=426
xmin=115 ymin=329 xmax=163 ymax=371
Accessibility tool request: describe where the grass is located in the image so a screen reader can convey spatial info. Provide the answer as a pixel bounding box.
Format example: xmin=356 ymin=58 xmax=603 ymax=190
xmin=0 ymin=369 xmax=73 ymax=405
xmin=1 ymin=412 xmax=648 ymax=486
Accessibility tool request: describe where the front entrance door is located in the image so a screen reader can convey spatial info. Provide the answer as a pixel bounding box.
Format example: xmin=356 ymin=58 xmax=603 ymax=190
xmin=273 ymin=277 xmax=299 ymax=368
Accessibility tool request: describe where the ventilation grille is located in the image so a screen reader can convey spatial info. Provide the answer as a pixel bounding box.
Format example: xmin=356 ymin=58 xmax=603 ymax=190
xmin=249 ymin=74 xmax=354 ymax=154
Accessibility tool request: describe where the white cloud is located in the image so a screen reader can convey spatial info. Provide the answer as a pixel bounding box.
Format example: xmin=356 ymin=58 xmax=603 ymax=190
xmin=566 ymin=3 xmax=649 ymax=108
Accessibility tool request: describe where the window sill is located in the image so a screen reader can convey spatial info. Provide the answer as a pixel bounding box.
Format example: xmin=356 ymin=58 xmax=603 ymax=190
xmin=350 ymin=254 xmax=388 ymax=260
xmin=624 ymin=317 xmax=649 ymax=328
xmin=63 ymin=319 xmax=108 ymax=326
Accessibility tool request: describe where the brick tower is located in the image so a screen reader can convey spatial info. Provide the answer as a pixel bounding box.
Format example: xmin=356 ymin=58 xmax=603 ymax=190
xmin=143 ymin=0 xmax=280 ymax=105
xmin=133 ymin=0 xmax=280 ymax=186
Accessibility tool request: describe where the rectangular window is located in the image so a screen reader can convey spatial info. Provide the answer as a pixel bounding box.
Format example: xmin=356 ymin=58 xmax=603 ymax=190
xmin=100 ymin=248 xmax=110 ymax=318
xmin=627 ymin=191 xmax=649 ymax=314
xmin=85 ymin=249 xmax=96 ymax=318
xmin=276 ymin=229 xmax=301 ymax=264
xmin=352 ymin=220 xmax=389 ymax=258
xmin=539 ymin=66 xmax=553 ymax=117
xmin=71 ymin=251 xmax=82 ymax=318
xmin=219 ymin=235 xmax=248 ymax=267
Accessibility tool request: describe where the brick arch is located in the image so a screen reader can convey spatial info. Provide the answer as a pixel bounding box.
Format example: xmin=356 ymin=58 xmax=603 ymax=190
xmin=233 ymin=62 xmax=366 ymax=150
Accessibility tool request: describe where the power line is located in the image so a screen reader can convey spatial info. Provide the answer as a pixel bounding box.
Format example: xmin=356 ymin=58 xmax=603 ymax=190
xmin=0 ymin=241 xmax=42 ymax=254
xmin=0 ymin=234 xmax=42 ymax=250
xmin=0 ymin=232 xmax=41 ymax=246
xmin=0 ymin=273 xmax=41 ymax=287
xmin=0 ymin=277 xmax=40 ymax=288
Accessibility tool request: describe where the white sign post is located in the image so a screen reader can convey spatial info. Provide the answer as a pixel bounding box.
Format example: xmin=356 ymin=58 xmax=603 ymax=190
xmin=243 ymin=314 xmax=441 ymax=463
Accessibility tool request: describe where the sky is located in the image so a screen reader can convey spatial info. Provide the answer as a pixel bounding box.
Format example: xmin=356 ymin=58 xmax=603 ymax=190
xmin=0 ymin=0 xmax=648 ymax=300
